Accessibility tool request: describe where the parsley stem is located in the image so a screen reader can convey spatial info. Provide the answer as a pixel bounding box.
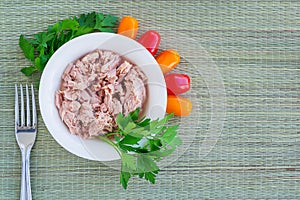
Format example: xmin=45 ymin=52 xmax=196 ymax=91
xmin=98 ymin=136 xmax=123 ymax=157
xmin=105 ymin=132 xmax=119 ymax=137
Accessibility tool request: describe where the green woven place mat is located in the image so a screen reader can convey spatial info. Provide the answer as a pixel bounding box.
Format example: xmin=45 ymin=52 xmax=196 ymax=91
xmin=1 ymin=0 xmax=300 ymax=199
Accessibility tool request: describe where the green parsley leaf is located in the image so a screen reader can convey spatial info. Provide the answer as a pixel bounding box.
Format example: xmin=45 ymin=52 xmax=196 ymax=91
xmin=60 ymin=19 xmax=79 ymax=31
xmin=77 ymin=12 xmax=97 ymax=27
xmin=120 ymin=171 xmax=131 ymax=190
xmin=20 ymin=66 xmax=36 ymax=76
xmin=122 ymin=153 xmax=136 ymax=172
xmin=19 ymin=35 xmax=34 ymax=61
xmin=33 ymin=32 xmax=55 ymax=49
xmin=101 ymin=14 xmax=118 ymax=27
xmin=73 ymin=26 xmax=94 ymax=37
xmin=94 ymin=13 xmax=118 ymax=32
xmin=94 ymin=13 xmax=105 ymax=29
xmin=129 ymin=107 xmax=140 ymax=120
xmin=99 ymin=108 xmax=181 ymax=189
xmin=34 ymin=57 xmax=42 ymax=71
xmin=160 ymin=125 xmax=179 ymax=145
xmin=145 ymin=171 xmax=158 ymax=184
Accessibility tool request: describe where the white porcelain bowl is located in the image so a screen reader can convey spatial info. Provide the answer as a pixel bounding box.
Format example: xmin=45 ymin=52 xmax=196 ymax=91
xmin=39 ymin=32 xmax=167 ymax=161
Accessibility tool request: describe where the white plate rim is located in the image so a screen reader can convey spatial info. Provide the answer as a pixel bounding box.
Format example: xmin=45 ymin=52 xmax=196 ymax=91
xmin=39 ymin=32 xmax=167 ymax=161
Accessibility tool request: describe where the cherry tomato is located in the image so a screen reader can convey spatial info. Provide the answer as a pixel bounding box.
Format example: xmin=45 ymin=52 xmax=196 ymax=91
xmin=165 ymin=73 xmax=190 ymax=95
xmin=138 ymin=30 xmax=160 ymax=55
xmin=166 ymin=95 xmax=192 ymax=116
xmin=117 ymin=16 xmax=138 ymax=39
xmin=155 ymin=49 xmax=180 ymax=74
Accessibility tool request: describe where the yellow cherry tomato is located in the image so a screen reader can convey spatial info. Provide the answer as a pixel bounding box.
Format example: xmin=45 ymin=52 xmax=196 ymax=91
xmin=117 ymin=16 xmax=138 ymax=39
xmin=155 ymin=49 xmax=180 ymax=74
xmin=166 ymin=95 xmax=192 ymax=116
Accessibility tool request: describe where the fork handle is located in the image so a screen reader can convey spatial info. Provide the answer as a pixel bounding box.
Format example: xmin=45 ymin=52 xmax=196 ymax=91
xmin=20 ymin=147 xmax=32 ymax=200
xmin=20 ymin=150 xmax=27 ymax=200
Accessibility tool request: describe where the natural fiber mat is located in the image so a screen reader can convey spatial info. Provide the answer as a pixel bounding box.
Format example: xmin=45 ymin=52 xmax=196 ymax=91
xmin=0 ymin=0 xmax=299 ymax=199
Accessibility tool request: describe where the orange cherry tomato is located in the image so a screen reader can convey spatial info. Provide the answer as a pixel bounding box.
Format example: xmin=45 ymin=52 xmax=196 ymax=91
xmin=155 ymin=49 xmax=180 ymax=74
xmin=117 ymin=16 xmax=138 ymax=39
xmin=166 ymin=95 xmax=192 ymax=116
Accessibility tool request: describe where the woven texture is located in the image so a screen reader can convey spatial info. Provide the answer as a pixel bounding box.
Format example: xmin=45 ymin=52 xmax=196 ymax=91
xmin=1 ymin=0 xmax=300 ymax=199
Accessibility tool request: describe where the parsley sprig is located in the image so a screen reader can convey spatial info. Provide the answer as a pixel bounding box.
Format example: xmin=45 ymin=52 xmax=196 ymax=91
xmin=19 ymin=12 xmax=118 ymax=77
xmin=99 ymin=108 xmax=182 ymax=189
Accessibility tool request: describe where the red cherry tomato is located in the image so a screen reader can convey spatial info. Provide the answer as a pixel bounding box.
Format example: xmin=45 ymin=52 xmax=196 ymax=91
xmin=138 ymin=30 xmax=160 ymax=55
xmin=165 ymin=73 xmax=190 ymax=95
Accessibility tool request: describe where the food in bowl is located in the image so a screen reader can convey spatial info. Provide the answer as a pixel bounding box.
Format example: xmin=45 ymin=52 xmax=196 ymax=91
xmin=55 ymin=49 xmax=147 ymax=139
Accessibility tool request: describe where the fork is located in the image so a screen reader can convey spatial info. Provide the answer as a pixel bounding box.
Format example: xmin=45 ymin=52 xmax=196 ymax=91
xmin=15 ymin=84 xmax=37 ymax=200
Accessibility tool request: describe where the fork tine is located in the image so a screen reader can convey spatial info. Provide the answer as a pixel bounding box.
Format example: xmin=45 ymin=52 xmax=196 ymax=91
xmin=31 ymin=84 xmax=37 ymax=126
xmin=20 ymin=84 xmax=25 ymax=126
xmin=26 ymin=84 xmax=31 ymax=126
xmin=15 ymin=84 xmax=19 ymax=126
